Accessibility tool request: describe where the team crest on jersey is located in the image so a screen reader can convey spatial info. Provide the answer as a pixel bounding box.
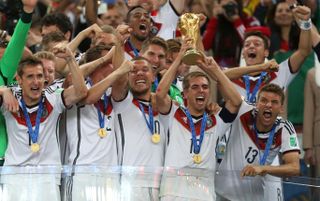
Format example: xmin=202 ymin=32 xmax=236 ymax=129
xmin=175 ymin=108 xmax=217 ymax=136
xmin=182 ymin=117 xmax=188 ymax=123
xmin=206 ymin=118 xmax=212 ymax=127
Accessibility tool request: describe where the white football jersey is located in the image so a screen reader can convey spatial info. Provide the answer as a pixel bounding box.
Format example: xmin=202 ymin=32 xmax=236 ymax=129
xmin=112 ymin=92 xmax=166 ymax=187
xmin=66 ymin=81 xmax=118 ymax=166
xmin=159 ymin=103 xmax=234 ymax=200
xmin=1 ymin=85 xmax=65 ymax=166
xmin=215 ymin=102 xmax=300 ymax=201
xmin=151 ymin=0 xmax=179 ymax=40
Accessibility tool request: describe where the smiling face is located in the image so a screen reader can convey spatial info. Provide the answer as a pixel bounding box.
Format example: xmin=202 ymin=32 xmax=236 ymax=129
xmin=183 ymin=74 xmax=210 ymax=116
xmin=274 ymin=2 xmax=293 ymax=27
xmin=127 ymin=7 xmax=152 ymax=41
xmin=243 ymin=35 xmax=269 ymax=66
xmin=17 ymin=64 xmax=45 ymax=106
xmin=128 ymin=59 xmax=154 ymax=98
xmin=256 ymin=91 xmax=284 ymax=131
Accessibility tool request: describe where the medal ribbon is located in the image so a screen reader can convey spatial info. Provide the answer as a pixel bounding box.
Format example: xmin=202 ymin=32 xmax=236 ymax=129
xmin=184 ymin=108 xmax=207 ymax=154
xmin=20 ymin=97 xmax=43 ymax=144
xmin=138 ymin=102 xmax=154 ymax=135
xmin=127 ymin=39 xmax=140 ymax=57
xmin=88 ymin=79 xmax=108 ymax=129
xmin=153 ymin=76 xmax=159 ymax=90
xmin=253 ymin=122 xmax=277 ymax=165
xmin=243 ymin=72 xmax=267 ymax=103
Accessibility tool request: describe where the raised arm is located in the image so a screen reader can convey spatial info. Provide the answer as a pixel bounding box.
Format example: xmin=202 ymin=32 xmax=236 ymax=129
xmin=288 ymin=5 xmax=312 ymax=73
xmin=79 ymin=46 xmax=115 ymax=77
xmin=85 ymin=0 xmax=100 ymax=26
xmin=53 ymin=24 xmax=103 ymax=77
xmin=0 ymin=0 xmax=37 ymax=84
xmin=223 ymin=59 xmax=279 ymax=80
xmin=68 ymin=24 xmax=102 ymax=52
xmin=111 ymin=25 xmax=131 ymax=101
xmin=156 ymin=39 xmax=189 ymax=114
xmin=170 ymin=0 xmax=187 ymax=15
xmin=83 ymin=60 xmax=132 ymax=104
xmin=197 ymin=57 xmax=242 ymax=113
xmin=53 ymin=45 xmax=88 ymax=107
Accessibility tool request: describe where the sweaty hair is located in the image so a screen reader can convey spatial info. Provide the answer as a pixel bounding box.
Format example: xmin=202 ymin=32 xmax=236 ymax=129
xmin=131 ymin=56 xmax=152 ymax=65
xmin=257 ymin=83 xmax=285 ymax=105
xmin=244 ymin=31 xmax=269 ymax=49
xmin=41 ymin=32 xmax=67 ymax=51
xmin=84 ymin=44 xmax=112 ymax=63
xmin=101 ymin=24 xmax=117 ymax=34
xmin=183 ymin=71 xmax=211 ymax=90
xmin=17 ymin=56 xmax=44 ymax=77
xmin=140 ymin=36 xmax=168 ymax=54
xmin=167 ymin=38 xmax=181 ymax=53
xmin=34 ymin=51 xmax=55 ymax=61
xmin=41 ymin=13 xmax=73 ymax=35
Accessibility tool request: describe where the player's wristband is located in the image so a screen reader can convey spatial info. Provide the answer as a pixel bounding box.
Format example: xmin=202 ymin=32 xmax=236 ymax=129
xmin=299 ymin=18 xmax=312 ymax=31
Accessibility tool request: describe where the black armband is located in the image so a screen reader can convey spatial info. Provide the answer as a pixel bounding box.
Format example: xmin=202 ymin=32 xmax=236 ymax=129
xmin=21 ymin=10 xmax=33 ymax=24
xmin=219 ymin=106 xmax=238 ymax=123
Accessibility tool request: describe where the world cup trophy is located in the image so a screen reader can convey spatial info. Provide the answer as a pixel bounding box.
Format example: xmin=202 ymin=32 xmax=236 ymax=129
xmin=179 ymin=13 xmax=203 ymax=65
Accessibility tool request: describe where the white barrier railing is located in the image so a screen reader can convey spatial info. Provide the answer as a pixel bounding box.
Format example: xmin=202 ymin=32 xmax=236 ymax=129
xmin=0 ymin=166 xmax=319 ymax=201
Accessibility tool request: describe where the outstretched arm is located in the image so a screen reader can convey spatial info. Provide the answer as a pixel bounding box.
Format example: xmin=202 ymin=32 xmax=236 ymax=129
xmin=83 ymin=60 xmax=132 ymax=104
xmin=288 ymin=5 xmax=312 ymax=73
xmin=223 ymin=59 xmax=279 ymax=80
xmin=240 ymin=151 xmax=300 ymax=177
xmin=0 ymin=0 xmax=37 ymax=84
xmin=197 ymin=57 xmax=242 ymax=113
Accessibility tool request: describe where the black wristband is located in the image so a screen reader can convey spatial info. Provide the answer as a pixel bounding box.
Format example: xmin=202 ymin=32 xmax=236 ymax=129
xmin=21 ymin=10 xmax=33 ymax=24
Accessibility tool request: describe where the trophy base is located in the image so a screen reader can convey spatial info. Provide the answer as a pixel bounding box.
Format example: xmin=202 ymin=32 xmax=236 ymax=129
xmin=182 ymin=49 xmax=203 ymax=65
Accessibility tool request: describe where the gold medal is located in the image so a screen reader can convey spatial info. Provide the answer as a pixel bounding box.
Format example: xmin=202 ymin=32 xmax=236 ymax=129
xmin=193 ymin=154 xmax=202 ymax=164
xmin=151 ymin=133 xmax=161 ymax=144
xmin=31 ymin=143 xmax=40 ymax=153
xmin=98 ymin=128 xmax=107 ymax=138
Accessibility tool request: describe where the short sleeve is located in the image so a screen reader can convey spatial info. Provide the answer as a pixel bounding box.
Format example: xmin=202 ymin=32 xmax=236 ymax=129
xmin=280 ymin=120 xmax=300 ymax=154
xmin=45 ymin=87 xmax=66 ymax=114
xmin=111 ymin=91 xmax=133 ymax=114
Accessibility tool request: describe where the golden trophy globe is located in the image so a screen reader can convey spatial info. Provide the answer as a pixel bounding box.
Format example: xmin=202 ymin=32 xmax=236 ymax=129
xmin=179 ymin=13 xmax=203 ymax=65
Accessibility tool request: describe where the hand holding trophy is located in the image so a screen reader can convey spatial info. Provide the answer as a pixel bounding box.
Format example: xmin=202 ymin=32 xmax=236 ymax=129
xmin=179 ymin=13 xmax=203 ymax=65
